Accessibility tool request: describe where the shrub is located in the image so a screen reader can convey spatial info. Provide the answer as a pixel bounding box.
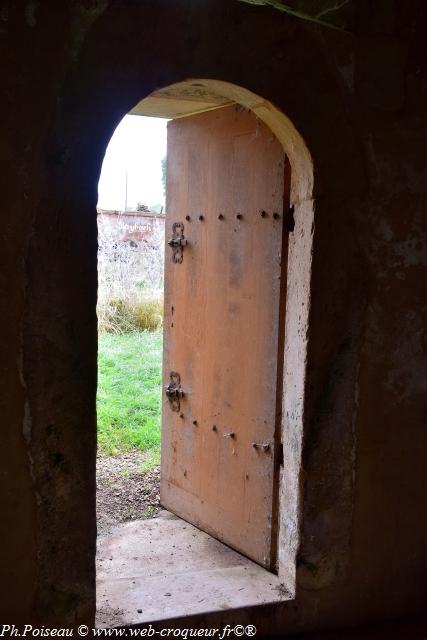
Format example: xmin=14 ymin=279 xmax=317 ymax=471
xmin=98 ymin=297 xmax=163 ymax=334
xmin=97 ymin=214 xmax=165 ymax=333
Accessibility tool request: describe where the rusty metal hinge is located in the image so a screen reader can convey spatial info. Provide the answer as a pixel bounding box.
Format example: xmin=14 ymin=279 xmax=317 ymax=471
xmin=168 ymin=222 xmax=187 ymax=263
xmin=165 ymin=371 xmax=184 ymax=412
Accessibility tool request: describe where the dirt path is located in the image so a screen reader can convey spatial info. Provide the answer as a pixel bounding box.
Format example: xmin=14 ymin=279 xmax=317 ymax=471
xmin=96 ymin=450 xmax=161 ymax=536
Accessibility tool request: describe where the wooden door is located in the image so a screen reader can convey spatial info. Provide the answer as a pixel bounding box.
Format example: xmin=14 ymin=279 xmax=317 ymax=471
xmin=161 ymin=105 xmax=288 ymax=570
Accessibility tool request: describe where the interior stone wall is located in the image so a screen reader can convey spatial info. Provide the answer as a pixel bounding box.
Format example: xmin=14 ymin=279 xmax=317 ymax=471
xmin=0 ymin=0 xmax=426 ymax=634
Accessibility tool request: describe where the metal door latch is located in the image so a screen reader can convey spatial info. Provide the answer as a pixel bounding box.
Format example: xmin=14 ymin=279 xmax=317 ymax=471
xmin=168 ymin=222 xmax=187 ymax=263
xmin=165 ymin=371 xmax=184 ymax=412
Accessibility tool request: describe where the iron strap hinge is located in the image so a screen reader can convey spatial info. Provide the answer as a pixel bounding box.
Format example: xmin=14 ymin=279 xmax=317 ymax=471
xmin=168 ymin=222 xmax=187 ymax=263
xmin=165 ymin=371 xmax=184 ymax=412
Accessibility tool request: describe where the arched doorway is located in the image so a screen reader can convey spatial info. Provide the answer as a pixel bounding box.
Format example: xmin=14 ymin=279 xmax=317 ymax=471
xmin=22 ymin=1 xmax=366 ymax=627
xmin=96 ymin=81 xmax=313 ymax=626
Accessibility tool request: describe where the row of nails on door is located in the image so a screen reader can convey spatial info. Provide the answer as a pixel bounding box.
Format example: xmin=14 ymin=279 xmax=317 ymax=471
xmin=177 ymin=414 xmax=270 ymax=451
xmin=183 ymin=211 xmax=281 ymax=221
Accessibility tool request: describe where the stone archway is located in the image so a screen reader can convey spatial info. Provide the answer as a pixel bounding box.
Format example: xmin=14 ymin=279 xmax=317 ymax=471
xmin=22 ymin=0 xmax=366 ymax=629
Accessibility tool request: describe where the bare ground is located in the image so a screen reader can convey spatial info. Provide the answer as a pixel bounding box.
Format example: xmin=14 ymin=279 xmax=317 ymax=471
xmin=96 ymin=450 xmax=161 ymax=536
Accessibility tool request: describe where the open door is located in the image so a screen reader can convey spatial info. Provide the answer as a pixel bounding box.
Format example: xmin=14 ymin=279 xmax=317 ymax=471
xmin=160 ymin=105 xmax=289 ymax=570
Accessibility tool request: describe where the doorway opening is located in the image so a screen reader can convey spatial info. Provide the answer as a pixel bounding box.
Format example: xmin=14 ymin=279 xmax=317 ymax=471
xmin=96 ymin=115 xmax=167 ymax=536
xmin=95 ymin=80 xmax=310 ymax=627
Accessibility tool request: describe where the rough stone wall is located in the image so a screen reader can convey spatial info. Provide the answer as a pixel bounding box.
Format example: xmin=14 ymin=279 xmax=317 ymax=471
xmin=0 ymin=0 xmax=426 ymax=633
xmin=97 ymin=211 xmax=165 ymax=245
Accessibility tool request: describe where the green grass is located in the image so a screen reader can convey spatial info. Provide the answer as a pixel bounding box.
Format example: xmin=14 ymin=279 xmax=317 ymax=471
xmin=97 ymin=331 xmax=163 ymax=458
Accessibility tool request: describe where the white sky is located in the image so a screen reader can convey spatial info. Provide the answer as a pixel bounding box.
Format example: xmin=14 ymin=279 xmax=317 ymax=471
xmin=97 ymin=115 xmax=168 ymax=211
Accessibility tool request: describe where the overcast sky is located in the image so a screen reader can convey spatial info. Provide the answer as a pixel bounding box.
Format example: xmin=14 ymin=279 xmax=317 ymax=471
xmin=97 ymin=115 xmax=168 ymax=211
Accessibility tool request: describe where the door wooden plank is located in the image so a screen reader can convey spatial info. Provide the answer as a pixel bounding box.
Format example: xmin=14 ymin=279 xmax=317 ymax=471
xmin=161 ymin=105 xmax=287 ymax=569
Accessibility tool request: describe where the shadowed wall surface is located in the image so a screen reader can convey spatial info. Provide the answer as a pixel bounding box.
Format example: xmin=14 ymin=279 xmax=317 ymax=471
xmin=0 ymin=0 xmax=426 ymax=635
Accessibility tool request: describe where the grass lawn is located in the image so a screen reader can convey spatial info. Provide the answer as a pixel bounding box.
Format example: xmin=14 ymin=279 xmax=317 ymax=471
xmin=97 ymin=331 xmax=163 ymax=462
